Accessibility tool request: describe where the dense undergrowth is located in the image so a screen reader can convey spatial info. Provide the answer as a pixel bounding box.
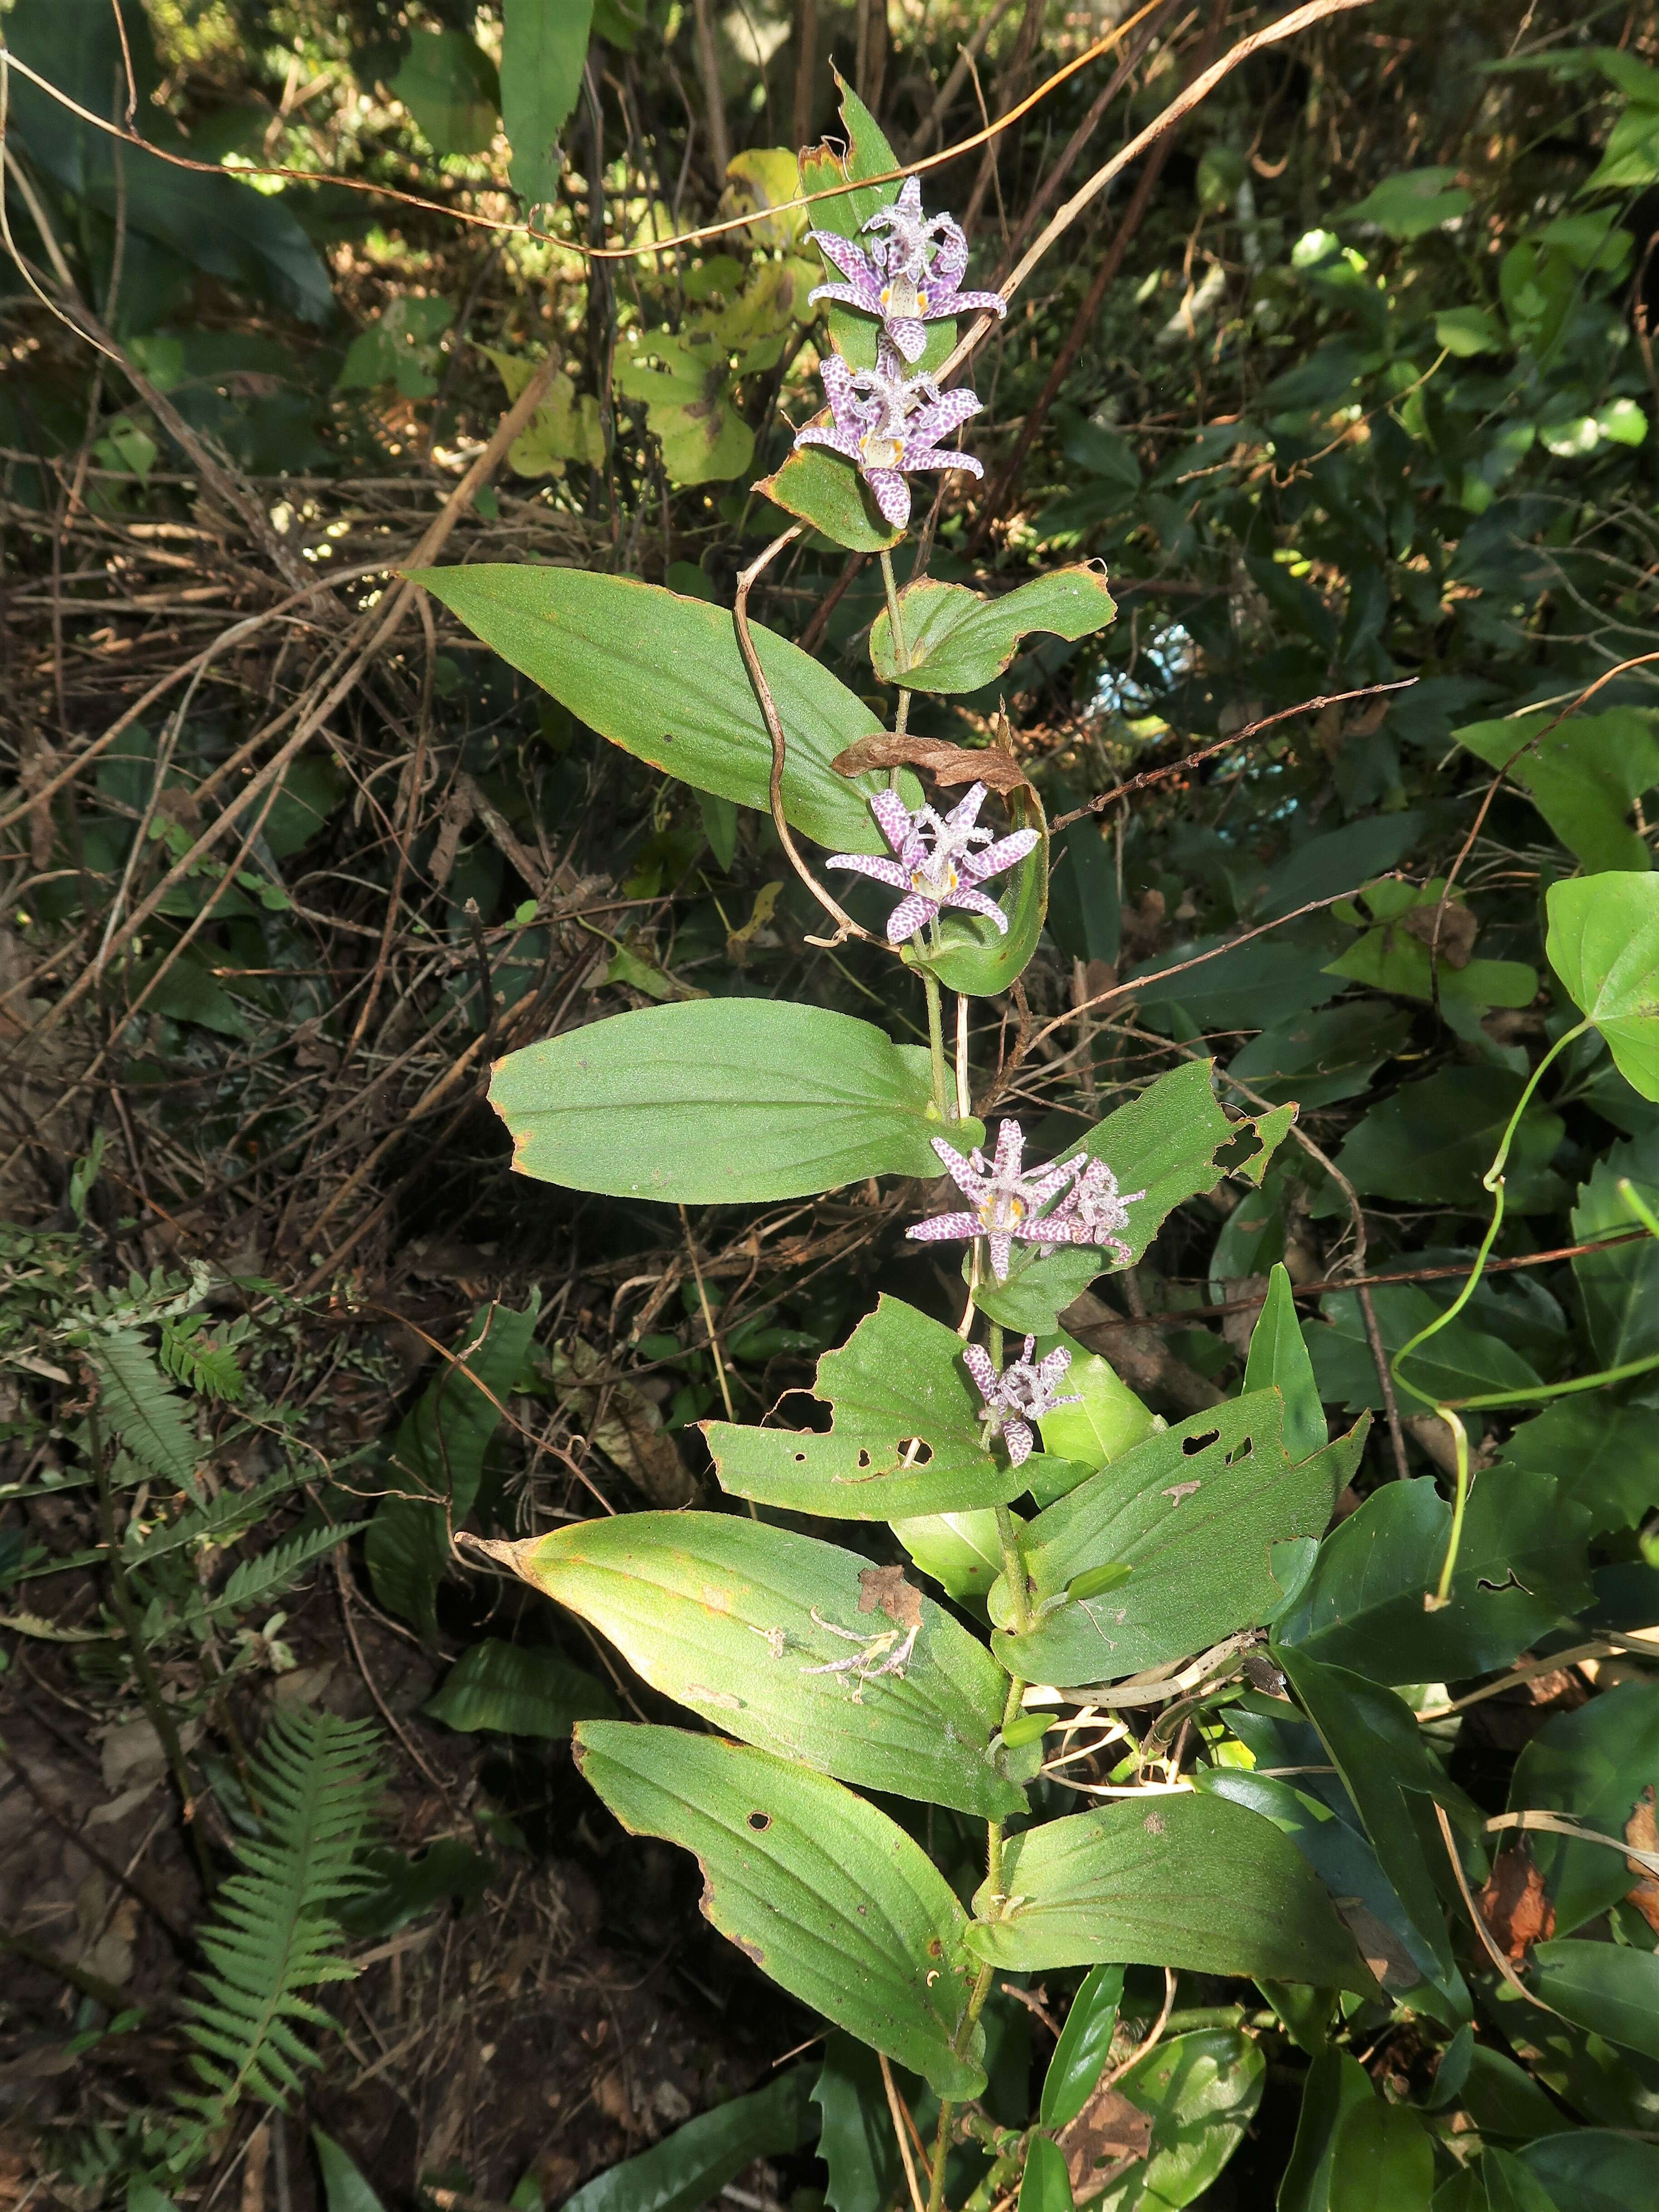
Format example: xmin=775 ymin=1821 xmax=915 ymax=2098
xmin=5 ymin=0 xmax=1659 ymax=2207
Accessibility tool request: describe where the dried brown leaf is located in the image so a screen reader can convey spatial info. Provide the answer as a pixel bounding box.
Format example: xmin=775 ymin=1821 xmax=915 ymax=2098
xmin=830 ymin=733 xmax=1032 ymax=795
xmin=1398 ymin=901 xmax=1479 ymax=970
xmin=1626 ymin=1784 xmax=1659 ymax=1934
xmin=1477 ymin=1843 xmax=1555 ymax=1963
xmin=1058 ymin=2083 xmax=1154 ymax=2202
xmin=857 ymin=1563 xmax=923 ymax=1630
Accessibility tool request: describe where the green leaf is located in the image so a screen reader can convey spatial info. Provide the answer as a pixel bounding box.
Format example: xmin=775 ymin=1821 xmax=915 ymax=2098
xmin=1338 ymin=167 xmax=1472 ymax=239
xmin=365 ymin=1297 xmax=540 ymax=1639
xmin=1273 ymin=1646 xmax=1469 ymax=1980
xmin=1508 ymin=1682 xmax=1659 ymax=1933
xmin=871 ymin=568 xmax=1117 ymax=693
xmin=1131 ymin=927 xmax=1346 ymax=1034
xmin=1573 ymin=1139 xmax=1659 ymax=1366
xmin=561 ymin=2068 xmax=816 ymax=2212
xmin=1498 ymin=1400 xmax=1659 ymax=1533
xmin=988 ymin=1396 xmax=1366 ymax=1688
xmin=1519 ymin=2132 xmax=1659 ymax=2212
xmin=1040 ymin=1964 xmax=1124 ymax=2128
xmin=755 ymin=444 xmax=903 ymax=554
xmin=707 ymin=1295 xmax=1030 ymax=1520
xmin=903 ymin=787 xmax=1049 ymax=1000
xmin=1332 ymin=1067 xmax=1564 ymax=1212
xmin=1303 ymin=1283 xmax=1543 ymax=1414
xmin=423 ymin=1639 xmax=618 ymax=1738
xmin=1323 ymin=879 xmax=1538 ymax=1014
xmin=966 ymin=1791 xmax=1369 ymax=1987
xmin=1227 ymin=1000 xmax=1413 ymax=1110
xmin=813 ymin=2035 xmax=901 ymax=2212
xmin=1458 ymin=710 xmax=1659 ymax=875
xmin=615 ymin=335 xmax=754 ymax=486
xmin=390 ymin=30 xmax=499 ymax=156
xmin=1245 ymin=1265 xmax=1327 ymax=1462
xmin=892 ymin=1507 xmax=1009 ymax=1602
xmin=506 ymin=1511 xmax=1025 ymax=1817
xmin=412 ymin=565 xmax=909 ymax=853
xmin=1548 ymin=873 xmax=1659 ymax=1100
xmin=1020 ymin=2133 xmax=1072 ymax=2212
xmin=1324 ymin=2097 xmax=1434 ymax=2211
xmin=313 ymin=2129 xmax=388 ymax=2212
xmin=975 ymin=1061 xmax=1288 ymax=1333
xmin=1089 ymin=2030 xmax=1265 ymax=2212
xmin=573 ymin=1723 xmax=987 ymax=2097
xmin=87 ymin=1328 xmax=201 ymax=1492
xmin=338 ymin=1838 xmax=490 ymax=1939
xmin=129 ymin=949 xmax=250 ymax=1038
xmin=1198 ymin=1767 xmax=1458 ymax=2014
xmin=1031 ymin=1337 xmax=1157 ymax=1481
xmin=502 ymin=0 xmax=593 ymax=211
xmin=1452 ymin=2047 xmax=1575 ymax=2144
xmin=1531 ymin=1940 xmax=1659 ymax=2061
xmin=1435 ymin=306 xmax=1506 ymax=356
xmin=491 ymin=1002 xmax=977 ymax=1202
xmin=1277 ymin=2047 xmax=1373 ymax=2212
xmin=1272 ymin=1471 xmax=1590 ymax=1682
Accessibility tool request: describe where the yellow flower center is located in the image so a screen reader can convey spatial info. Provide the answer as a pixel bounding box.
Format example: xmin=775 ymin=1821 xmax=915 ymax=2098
xmin=861 ymin=430 xmax=905 ymax=470
xmin=880 ymin=275 xmax=928 ymax=319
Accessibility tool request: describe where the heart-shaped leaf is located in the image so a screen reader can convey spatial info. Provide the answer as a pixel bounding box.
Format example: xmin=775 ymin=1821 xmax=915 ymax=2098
xmin=1547 ymin=872 xmax=1659 ymax=1101
xmin=870 ymin=567 xmax=1117 ymax=693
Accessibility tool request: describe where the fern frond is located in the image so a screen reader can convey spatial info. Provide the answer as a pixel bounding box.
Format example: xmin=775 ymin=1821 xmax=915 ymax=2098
xmin=193 ymin=1523 xmax=368 ymax=1627
xmin=123 ymin=1470 xmax=311 ymax=1568
xmin=158 ymin=1315 xmax=247 ymax=1402
xmin=168 ymin=1706 xmax=381 ymax=2162
xmin=87 ymin=1327 xmax=202 ymax=1493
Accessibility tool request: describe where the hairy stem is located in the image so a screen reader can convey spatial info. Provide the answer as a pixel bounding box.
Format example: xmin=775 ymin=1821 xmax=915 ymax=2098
xmin=924 ymin=969 xmax=951 ymax=1119
xmin=880 ymin=546 xmax=909 ymax=672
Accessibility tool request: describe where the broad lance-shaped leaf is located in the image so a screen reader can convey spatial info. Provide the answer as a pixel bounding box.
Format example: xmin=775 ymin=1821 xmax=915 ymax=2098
xmin=500 ymin=0 xmax=593 ymax=212
xmin=412 ymin=565 xmax=913 ymax=854
xmin=987 ymin=1395 xmax=1368 ymax=1688
xmin=490 ymin=1002 xmax=982 ymax=1202
xmin=965 ymin=1792 xmax=1372 ymax=1990
xmin=1529 ymin=1941 xmax=1659 ymax=2064
xmin=365 ymin=1296 xmax=540 ymax=1640
xmin=423 ymin=1639 xmax=617 ymax=1739
xmin=573 ymin=1723 xmax=987 ymax=2098
xmin=1090 ymin=2029 xmax=1265 ymax=2212
xmin=493 ymin=1512 xmax=1026 ymax=1819
xmin=1243 ymin=1263 xmax=1326 ymax=1463
xmin=561 ymin=2069 xmax=815 ymax=2212
xmin=1547 ymin=872 xmax=1659 ymax=1103
xmin=972 ymin=1060 xmax=1294 ymax=1333
xmin=1272 ymin=1644 xmax=1476 ymax=1982
xmin=708 ymin=1294 xmax=1065 ymax=1520
xmin=1272 ymin=1470 xmax=1591 ymax=1685
xmin=871 ymin=567 xmax=1117 ymax=694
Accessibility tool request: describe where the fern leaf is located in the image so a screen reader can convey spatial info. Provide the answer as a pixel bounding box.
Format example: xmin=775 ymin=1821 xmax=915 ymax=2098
xmin=158 ymin=1317 xmax=246 ymax=1403
xmin=198 ymin=1523 xmax=367 ymax=1624
xmin=123 ymin=1471 xmax=310 ymax=1568
xmin=88 ymin=1328 xmax=201 ymax=1493
xmin=168 ymin=1707 xmax=381 ymax=2164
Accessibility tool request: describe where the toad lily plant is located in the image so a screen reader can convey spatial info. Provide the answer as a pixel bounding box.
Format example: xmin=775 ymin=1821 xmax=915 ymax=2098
xmin=403 ymin=85 xmax=1659 ymax=2212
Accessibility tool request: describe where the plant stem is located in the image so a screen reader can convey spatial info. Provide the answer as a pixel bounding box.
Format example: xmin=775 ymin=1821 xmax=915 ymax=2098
xmin=880 ymin=546 xmax=909 ymax=672
xmin=1427 ymin=1404 xmax=1471 ymax=1609
xmin=89 ymin=1408 xmax=214 ymax=1893
xmin=995 ymin=1502 xmax=1030 ymax=1634
xmin=924 ymin=969 xmax=951 ymax=1119
xmin=1392 ymin=1019 xmax=1589 ymax=1409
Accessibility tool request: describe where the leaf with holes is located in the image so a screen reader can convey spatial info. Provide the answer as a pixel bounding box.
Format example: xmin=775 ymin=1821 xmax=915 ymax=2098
xmin=870 ymin=568 xmax=1117 ymax=693
xmin=491 ymin=1003 xmax=981 ymax=1201
xmin=967 ymin=1793 xmax=1369 ymax=1987
xmin=573 ymin=1723 xmax=987 ymax=2098
xmin=987 ymin=1396 xmax=1366 ymax=1688
xmin=707 ymin=1294 xmax=1042 ymax=1520
xmin=493 ymin=1512 xmax=1024 ymax=1817
xmin=973 ymin=1061 xmax=1293 ymax=1333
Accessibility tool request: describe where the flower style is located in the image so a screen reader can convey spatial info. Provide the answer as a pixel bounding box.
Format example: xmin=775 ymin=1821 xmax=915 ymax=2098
xmin=794 ymin=346 xmax=983 ymax=528
xmin=825 ymin=782 xmax=1037 ymax=943
xmin=961 ymin=1336 xmax=1081 ymax=1468
xmin=1053 ymin=1156 xmax=1146 ymax=1268
xmin=906 ymin=1118 xmax=1078 ymax=1282
xmin=809 ymin=177 xmax=1008 ymax=364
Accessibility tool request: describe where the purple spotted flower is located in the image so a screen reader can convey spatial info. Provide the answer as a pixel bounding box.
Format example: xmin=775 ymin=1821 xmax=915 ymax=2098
xmin=809 ymin=178 xmax=1008 ymax=364
xmin=793 ymin=344 xmax=983 ymax=529
xmin=1052 ymin=1156 xmax=1146 ymax=1268
xmin=825 ymin=782 xmax=1036 ymax=943
xmin=906 ymin=1119 xmax=1078 ymax=1282
xmin=962 ymin=1336 xmax=1081 ymax=1468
